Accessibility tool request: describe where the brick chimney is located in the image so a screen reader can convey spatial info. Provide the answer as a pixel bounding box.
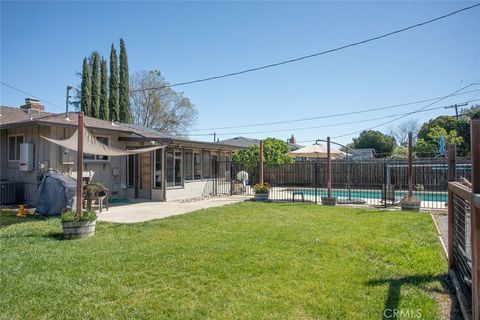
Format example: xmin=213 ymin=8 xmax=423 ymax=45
xmin=289 ymin=134 xmax=296 ymax=144
xmin=20 ymin=98 xmax=45 ymax=111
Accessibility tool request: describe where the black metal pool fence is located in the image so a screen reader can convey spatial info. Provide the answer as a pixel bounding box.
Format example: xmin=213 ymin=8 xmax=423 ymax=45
xmin=209 ymin=158 xmax=471 ymax=209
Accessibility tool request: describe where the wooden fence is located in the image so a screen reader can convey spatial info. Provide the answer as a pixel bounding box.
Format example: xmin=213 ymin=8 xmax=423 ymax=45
xmin=448 ymin=119 xmax=479 ymax=320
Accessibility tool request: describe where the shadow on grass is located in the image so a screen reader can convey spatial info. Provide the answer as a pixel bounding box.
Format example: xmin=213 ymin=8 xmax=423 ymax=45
xmin=46 ymin=232 xmax=65 ymax=241
xmin=0 ymin=210 xmax=47 ymax=229
xmin=366 ymin=274 xmax=459 ymax=319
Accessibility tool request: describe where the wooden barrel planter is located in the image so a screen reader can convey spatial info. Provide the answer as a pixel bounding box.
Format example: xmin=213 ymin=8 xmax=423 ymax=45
xmin=400 ymin=197 xmax=421 ymax=212
xmin=62 ymin=221 xmax=96 ymax=240
xmin=321 ymin=196 xmax=337 ymax=206
xmin=254 ymin=193 xmax=269 ymax=202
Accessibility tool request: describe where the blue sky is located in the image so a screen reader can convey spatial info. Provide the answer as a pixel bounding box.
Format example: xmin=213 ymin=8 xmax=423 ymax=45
xmin=1 ymin=1 xmax=479 ymax=145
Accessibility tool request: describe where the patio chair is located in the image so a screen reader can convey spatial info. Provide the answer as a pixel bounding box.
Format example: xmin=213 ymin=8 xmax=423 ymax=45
xmin=83 ymin=184 xmax=109 ymax=212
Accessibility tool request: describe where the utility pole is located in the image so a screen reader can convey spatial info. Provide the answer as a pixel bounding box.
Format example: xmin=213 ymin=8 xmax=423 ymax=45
xmin=65 ymin=85 xmax=73 ymax=120
xmin=213 ymin=132 xmax=216 ymax=143
xmin=444 ymin=102 xmax=468 ymax=120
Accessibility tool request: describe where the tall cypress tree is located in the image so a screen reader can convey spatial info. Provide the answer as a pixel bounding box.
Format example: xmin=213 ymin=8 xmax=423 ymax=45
xmin=90 ymin=51 xmax=101 ymax=118
xmin=108 ymin=44 xmax=119 ymax=122
xmin=119 ymin=38 xmax=132 ymax=123
xmin=99 ymin=58 xmax=109 ymax=121
xmin=80 ymin=57 xmax=91 ymax=116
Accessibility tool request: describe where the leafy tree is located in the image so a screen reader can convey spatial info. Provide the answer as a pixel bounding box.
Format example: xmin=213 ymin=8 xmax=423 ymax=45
xmin=263 ymin=138 xmax=295 ymax=166
xmin=390 ymin=146 xmax=409 ymax=160
xmin=109 ymin=44 xmax=120 ymax=122
xmin=80 ymin=58 xmax=91 ymax=116
xmin=119 ymin=38 xmax=131 ymax=123
xmin=90 ymin=52 xmax=101 ymax=118
xmin=417 ymin=115 xmax=456 ymax=142
xmin=461 ymin=104 xmax=480 ymax=119
xmin=99 ymin=58 xmax=109 ymax=120
xmin=416 ymin=113 xmax=477 ymax=156
xmin=232 ymin=138 xmax=294 ymax=170
xmin=130 ymin=70 xmax=197 ymax=134
xmin=350 ymin=130 xmax=396 ymax=158
xmin=415 ymin=126 xmax=464 ymax=157
xmin=232 ymin=145 xmax=260 ymax=171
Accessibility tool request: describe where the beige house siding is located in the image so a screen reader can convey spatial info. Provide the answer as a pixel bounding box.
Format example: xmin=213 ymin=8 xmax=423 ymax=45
xmin=1 ymin=121 xmax=235 ymax=205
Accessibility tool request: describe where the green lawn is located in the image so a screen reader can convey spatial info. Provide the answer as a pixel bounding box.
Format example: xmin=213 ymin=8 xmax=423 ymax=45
xmin=0 ymin=203 xmax=449 ymax=319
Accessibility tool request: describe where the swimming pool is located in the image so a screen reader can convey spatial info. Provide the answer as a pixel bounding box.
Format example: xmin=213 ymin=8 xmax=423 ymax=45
xmin=283 ymin=189 xmax=448 ymax=202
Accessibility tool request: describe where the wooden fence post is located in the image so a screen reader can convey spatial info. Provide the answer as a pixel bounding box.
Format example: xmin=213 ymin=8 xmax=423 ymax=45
xmin=470 ymin=119 xmax=480 ymax=320
xmin=259 ymin=140 xmax=264 ymax=185
xmin=447 ymin=143 xmax=456 ymax=269
xmin=76 ymin=112 xmax=84 ymax=218
xmin=407 ymin=132 xmax=413 ymax=198
xmin=327 ymin=136 xmax=332 ymax=198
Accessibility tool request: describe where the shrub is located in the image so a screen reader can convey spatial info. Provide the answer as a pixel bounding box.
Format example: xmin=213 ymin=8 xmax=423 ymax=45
xmin=253 ymin=183 xmax=270 ymax=194
xmin=414 ymin=184 xmax=424 ymax=191
xmin=61 ymin=210 xmax=97 ymax=223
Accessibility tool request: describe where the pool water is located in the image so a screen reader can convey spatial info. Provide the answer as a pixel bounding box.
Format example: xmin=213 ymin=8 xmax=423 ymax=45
xmin=288 ymin=189 xmax=448 ymax=202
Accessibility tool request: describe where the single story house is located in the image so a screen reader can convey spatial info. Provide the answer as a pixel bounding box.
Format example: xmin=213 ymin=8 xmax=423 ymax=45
xmin=0 ymin=99 xmax=240 ymax=205
xmin=219 ymin=135 xmax=303 ymax=151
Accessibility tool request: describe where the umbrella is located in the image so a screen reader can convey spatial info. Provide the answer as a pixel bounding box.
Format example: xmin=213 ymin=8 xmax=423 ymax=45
xmin=439 ymin=134 xmax=446 ymax=156
xmin=288 ymin=143 xmax=346 ymax=159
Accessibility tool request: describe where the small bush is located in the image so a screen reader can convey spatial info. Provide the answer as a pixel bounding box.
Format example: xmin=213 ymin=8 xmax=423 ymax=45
xmin=61 ymin=210 xmax=97 ymax=223
xmin=253 ymin=183 xmax=270 ymax=194
xmin=415 ymin=184 xmax=425 ymax=191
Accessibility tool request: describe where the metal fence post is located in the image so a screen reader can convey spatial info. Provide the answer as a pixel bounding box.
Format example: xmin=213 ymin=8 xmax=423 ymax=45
xmin=383 ymin=160 xmax=388 ymax=208
xmin=314 ymin=163 xmax=318 ymax=204
xmin=230 ymin=161 xmax=233 ymax=196
xmin=447 ymin=143 xmax=456 ymax=269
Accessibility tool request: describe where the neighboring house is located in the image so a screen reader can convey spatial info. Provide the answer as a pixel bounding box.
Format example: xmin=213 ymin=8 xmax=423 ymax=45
xmin=219 ymin=135 xmax=303 ymax=151
xmin=350 ymin=148 xmax=376 ymax=160
xmin=0 ymin=99 xmax=239 ymax=205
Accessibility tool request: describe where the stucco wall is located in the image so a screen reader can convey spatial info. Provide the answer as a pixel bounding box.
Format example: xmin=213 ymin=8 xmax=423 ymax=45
xmin=165 ymin=180 xmax=213 ymax=201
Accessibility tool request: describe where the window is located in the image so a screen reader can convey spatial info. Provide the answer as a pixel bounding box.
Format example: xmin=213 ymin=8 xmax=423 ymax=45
xmin=126 ymin=154 xmax=134 ymax=188
xmin=211 ymin=154 xmax=218 ymax=177
xmin=8 ymin=135 xmax=23 ymax=161
xmin=84 ymin=136 xmax=110 ymax=161
xmin=202 ymin=150 xmax=211 ymax=179
xmin=194 ymin=152 xmax=202 ymax=180
xmin=184 ymin=150 xmax=193 ymax=180
xmin=166 ymin=149 xmax=182 ymax=187
xmin=174 ymin=151 xmax=182 ymax=186
xmin=154 ymin=149 xmax=163 ymax=188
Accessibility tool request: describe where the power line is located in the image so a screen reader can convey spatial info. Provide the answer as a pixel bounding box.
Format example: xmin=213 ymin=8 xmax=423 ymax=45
xmin=331 ymin=82 xmax=480 ymax=139
xmin=0 ymin=81 xmax=65 ymax=111
xmin=191 ymin=89 xmax=480 ymax=131
xmin=190 ymin=105 xmax=445 ymax=136
xmin=189 ymin=98 xmax=480 ymax=137
xmin=131 ymin=3 xmax=480 ymax=92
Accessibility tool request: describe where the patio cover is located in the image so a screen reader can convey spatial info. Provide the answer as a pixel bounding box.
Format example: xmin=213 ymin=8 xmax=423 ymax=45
xmin=288 ymin=143 xmax=346 ymax=159
xmin=41 ymin=129 xmax=165 ymax=156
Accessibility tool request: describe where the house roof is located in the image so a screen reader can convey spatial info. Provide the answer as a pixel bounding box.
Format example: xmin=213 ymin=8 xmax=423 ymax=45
xmin=0 ymin=106 xmax=239 ymax=150
xmin=219 ymin=136 xmax=303 ymax=150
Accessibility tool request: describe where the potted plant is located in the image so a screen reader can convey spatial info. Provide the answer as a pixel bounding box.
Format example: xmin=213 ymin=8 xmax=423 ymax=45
xmin=400 ymin=195 xmax=421 ymax=211
xmin=414 ymin=184 xmax=424 ymax=192
xmin=253 ymin=183 xmax=270 ymax=202
xmin=321 ymin=195 xmax=337 ymax=206
xmin=84 ymin=183 xmax=102 ymax=198
xmin=61 ymin=210 xmax=97 ymax=240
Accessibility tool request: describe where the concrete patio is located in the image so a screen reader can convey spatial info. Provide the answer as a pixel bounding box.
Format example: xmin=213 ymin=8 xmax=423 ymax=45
xmin=98 ymin=195 xmax=251 ymax=223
